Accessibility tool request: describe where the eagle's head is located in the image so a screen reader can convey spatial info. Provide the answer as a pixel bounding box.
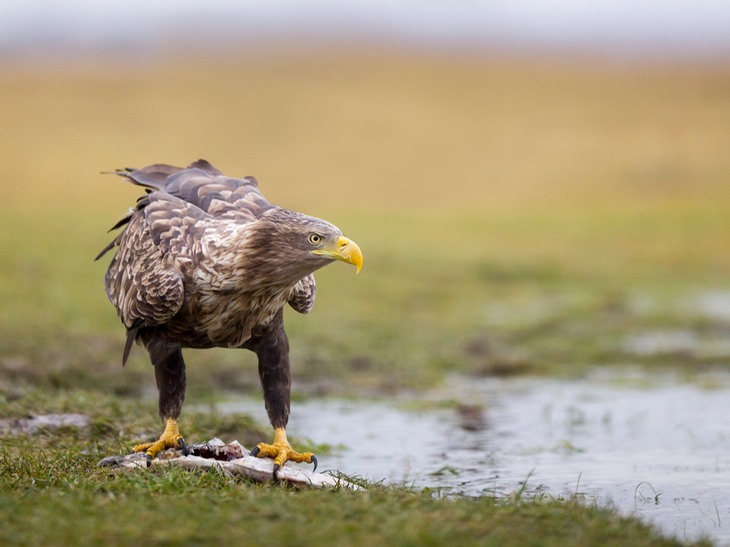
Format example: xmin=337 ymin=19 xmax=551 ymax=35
xmin=244 ymin=208 xmax=363 ymax=285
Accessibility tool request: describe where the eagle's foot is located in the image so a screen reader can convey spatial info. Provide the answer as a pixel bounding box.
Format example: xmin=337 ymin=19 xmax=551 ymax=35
xmin=250 ymin=427 xmax=317 ymax=479
xmin=132 ymin=418 xmax=188 ymax=459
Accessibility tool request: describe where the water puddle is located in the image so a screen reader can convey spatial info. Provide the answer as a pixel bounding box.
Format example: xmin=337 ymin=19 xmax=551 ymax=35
xmin=209 ymin=370 xmax=730 ymax=544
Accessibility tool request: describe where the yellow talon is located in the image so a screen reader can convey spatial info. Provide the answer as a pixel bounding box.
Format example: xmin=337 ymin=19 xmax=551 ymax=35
xmin=251 ymin=427 xmax=316 ymax=475
xmin=133 ymin=418 xmax=185 ymax=459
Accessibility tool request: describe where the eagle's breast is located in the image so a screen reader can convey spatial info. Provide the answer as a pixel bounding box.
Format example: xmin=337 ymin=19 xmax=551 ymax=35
xmin=170 ymin=225 xmax=294 ymax=348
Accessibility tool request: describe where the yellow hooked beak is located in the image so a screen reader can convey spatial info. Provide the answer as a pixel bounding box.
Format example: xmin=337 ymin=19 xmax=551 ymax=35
xmin=313 ymin=236 xmax=363 ymax=273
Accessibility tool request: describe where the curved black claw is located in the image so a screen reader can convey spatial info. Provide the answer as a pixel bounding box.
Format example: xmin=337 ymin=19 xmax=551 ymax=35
xmin=250 ymin=446 xmax=260 ymax=457
xmin=272 ymin=463 xmax=280 ymax=481
xmin=178 ymin=438 xmax=190 ymax=456
xmin=145 ymin=454 xmax=152 ymax=468
xmin=311 ymin=455 xmax=318 ymax=474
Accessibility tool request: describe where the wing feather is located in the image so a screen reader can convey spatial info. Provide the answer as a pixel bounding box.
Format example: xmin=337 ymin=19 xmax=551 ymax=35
xmin=163 ymin=169 xmax=272 ymax=224
xmin=288 ymin=274 xmax=317 ymax=314
xmin=104 ymin=214 xmax=184 ymax=333
xmin=143 ymin=192 xmax=211 ymax=255
xmin=110 ymin=163 xmax=181 ymax=191
xmin=98 ymin=159 xmax=268 ymax=260
xmin=110 ymin=159 xmax=273 ymax=225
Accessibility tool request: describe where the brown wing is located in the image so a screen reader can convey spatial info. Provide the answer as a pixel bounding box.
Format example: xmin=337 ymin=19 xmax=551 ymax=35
xmin=112 ymin=159 xmax=273 ymax=225
xmin=142 ymin=192 xmax=211 ymax=257
xmin=287 ymin=274 xmax=317 ymax=314
xmin=97 ymin=159 xmax=272 ymax=261
xmin=104 ymin=188 xmax=222 ymax=323
xmin=103 ymin=189 xmax=227 ymax=363
xmin=104 ymin=212 xmax=185 ymax=364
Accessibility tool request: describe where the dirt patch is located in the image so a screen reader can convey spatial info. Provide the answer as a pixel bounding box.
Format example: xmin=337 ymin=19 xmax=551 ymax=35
xmin=0 ymin=413 xmax=90 ymax=435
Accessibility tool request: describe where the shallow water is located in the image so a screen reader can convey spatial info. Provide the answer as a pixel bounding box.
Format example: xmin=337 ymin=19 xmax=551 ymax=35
xmin=211 ymin=370 xmax=730 ymax=544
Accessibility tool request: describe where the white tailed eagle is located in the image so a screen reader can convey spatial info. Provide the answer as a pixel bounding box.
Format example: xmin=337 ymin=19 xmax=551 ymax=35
xmin=97 ymin=160 xmax=363 ymax=477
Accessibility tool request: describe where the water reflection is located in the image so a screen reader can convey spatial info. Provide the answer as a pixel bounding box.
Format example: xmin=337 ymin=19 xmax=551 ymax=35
xmin=209 ymin=370 xmax=730 ymax=543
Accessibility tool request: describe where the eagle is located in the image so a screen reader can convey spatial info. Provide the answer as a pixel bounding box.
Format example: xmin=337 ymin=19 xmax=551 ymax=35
xmin=97 ymin=160 xmax=363 ymax=477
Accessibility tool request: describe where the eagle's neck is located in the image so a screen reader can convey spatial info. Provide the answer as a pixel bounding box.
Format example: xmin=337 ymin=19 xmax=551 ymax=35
xmin=196 ymin=222 xmax=301 ymax=293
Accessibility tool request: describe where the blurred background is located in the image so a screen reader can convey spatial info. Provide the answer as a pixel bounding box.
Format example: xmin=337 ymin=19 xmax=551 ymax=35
xmin=1 ymin=0 xmax=729 ymax=397
xmin=3 ymin=6 xmax=730 ymax=540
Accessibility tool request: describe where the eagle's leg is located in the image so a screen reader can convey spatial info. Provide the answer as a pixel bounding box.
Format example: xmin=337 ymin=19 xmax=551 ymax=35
xmin=132 ymin=341 xmax=189 ymax=459
xmin=249 ymin=316 xmax=316 ymax=478
xmin=251 ymin=427 xmax=317 ymax=478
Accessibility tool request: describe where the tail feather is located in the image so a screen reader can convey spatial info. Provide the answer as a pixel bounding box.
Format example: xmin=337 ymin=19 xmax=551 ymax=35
xmin=122 ymin=324 xmax=141 ymax=366
xmin=94 ymin=238 xmax=118 ymax=261
xmin=105 ymin=160 xmax=220 ymax=193
xmin=106 ymin=163 xmax=182 ymax=191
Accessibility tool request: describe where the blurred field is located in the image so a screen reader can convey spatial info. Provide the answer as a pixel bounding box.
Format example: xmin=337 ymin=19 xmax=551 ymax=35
xmin=1 ymin=52 xmax=730 ymax=395
xmin=0 ymin=50 xmax=728 ymax=546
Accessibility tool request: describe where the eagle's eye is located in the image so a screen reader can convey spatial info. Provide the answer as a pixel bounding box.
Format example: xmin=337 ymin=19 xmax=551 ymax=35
xmin=308 ymin=233 xmax=323 ymax=245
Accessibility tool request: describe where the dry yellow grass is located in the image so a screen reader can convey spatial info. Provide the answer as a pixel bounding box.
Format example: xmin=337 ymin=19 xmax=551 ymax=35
xmin=1 ymin=52 xmax=729 ymax=216
xmin=4 ymin=51 xmax=728 ymax=284
xmin=1 ymin=51 xmax=729 ymax=386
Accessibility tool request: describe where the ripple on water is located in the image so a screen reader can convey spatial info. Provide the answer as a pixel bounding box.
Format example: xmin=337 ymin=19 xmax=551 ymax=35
xmin=209 ymin=370 xmax=730 ymax=544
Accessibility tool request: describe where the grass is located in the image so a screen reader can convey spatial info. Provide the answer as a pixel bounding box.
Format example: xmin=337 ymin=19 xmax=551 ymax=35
xmin=1 ymin=49 xmax=729 ymax=544
xmin=0 ymin=391 xmax=704 ymax=546
xmin=0 ymin=477 xmax=693 ymax=546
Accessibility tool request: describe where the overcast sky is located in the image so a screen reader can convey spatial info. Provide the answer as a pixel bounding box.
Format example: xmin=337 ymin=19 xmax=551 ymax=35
xmin=2 ymin=0 xmax=729 ymax=58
